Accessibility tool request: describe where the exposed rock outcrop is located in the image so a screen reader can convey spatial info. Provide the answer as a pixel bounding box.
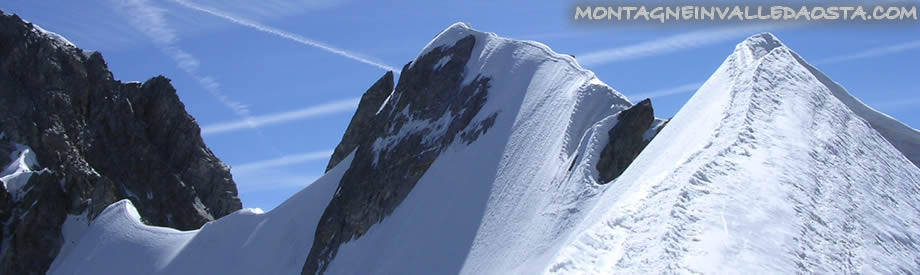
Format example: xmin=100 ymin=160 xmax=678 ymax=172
xmin=325 ymin=71 xmax=394 ymax=171
xmin=303 ymin=35 xmax=497 ymax=274
xmin=0 ymin=10 xmax=241 ymax=274
xmin=596 ymin=98 xmax=658 ymax=183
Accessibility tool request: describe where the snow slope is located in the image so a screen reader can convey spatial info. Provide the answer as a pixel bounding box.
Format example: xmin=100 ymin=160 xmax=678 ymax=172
xmin=323 ymin=23 xmax=634 ymax=275
xmin=546 ymin=33 xmax=920 ymax=274
xmin=48 ymin=152 xmax=354 ymax=275
xmin=795 ymin=55 xmax=920 ymax=168
xmin=48 ymin=27 xmax=920 ymax=275
xmin=51 ymin=22 xmax=638 ymax=275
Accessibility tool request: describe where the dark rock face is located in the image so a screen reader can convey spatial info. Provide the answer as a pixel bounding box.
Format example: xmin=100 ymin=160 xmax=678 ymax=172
xmin=302 ymin=35 xmax=496 ymax=274
xmin=0 ymin=11 xmax=241 ymax=274
xmin=596 ymin=98 xmax=658 ymax=183
xmin=325 ymin=71 xmax=394 ymax=171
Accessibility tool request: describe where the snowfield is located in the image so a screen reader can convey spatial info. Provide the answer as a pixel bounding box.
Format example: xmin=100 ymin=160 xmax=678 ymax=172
xmin=49 ymin=25 xmax=920 ymax=275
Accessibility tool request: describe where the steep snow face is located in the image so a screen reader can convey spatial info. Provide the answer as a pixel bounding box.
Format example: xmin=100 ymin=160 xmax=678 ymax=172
xmin=793 ymin=55 xmax=920 ymax=168
xmin=47 ymin=22 xmax=640 ymax=275
xmin=323 ymin=22 xmax=634 ymax=275
xmin=48 ymin=153 xmax=355 ymax=275
xmin=50 ymin=27 xmax=917 ymax=275
xmin=546 ymin=33 xmax=920 ymax=274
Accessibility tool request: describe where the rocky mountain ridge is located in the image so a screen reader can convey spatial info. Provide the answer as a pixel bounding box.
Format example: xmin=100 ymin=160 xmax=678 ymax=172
xmin=305 ymin=23 xmax=664 ymax=274
xmin=0 ymin=10 xmax=242 ymax=274
xmin=27 ymin=18 xmax=920 ymax=275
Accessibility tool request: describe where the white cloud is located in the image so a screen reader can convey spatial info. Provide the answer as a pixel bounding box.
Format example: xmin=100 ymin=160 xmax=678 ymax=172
xmin=232 ymin=167 xmax=321 ymax=194
xmin=231 ymin=150 xmax=334 ymax=173
xmin=201 ymin=97 xmax=360 ymax=136
xmin=188 ymin=0 xmax=341 ymax=20
xmin=169 ymin=0 xmax=399 ymax=73
xmin=626 ymin=81 xmax=702 ymax=101
xmin=115 ymin=0 xmax=254 ymax=120
xmin=116 ymin=0 xmax=177 ymax=45
xmin=577 ymin=25 xmax=772 ymax=67
xmin=816 ymin=40 xmax=920 ymax=65
xmin=163 ymin=46 xmax=200 ymax=72
xmin=627 ymin=39 xmax=920 ymax=105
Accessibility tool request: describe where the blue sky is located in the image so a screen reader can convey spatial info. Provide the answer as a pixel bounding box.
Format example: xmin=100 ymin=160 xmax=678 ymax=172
xmin=3 ymin=0 xmax=918 ymax=211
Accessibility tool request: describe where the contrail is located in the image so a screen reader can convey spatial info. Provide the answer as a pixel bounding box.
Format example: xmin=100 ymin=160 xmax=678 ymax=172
xmin=816 ymin=40 xmax=920 ymax=65
xmin=235 ymin=173 xmax=320 ymax=193
xmin=578 ymin=25 xmax=773 ymax=67
xmin=626 ymin=82 xmax=703 ymax=101
xmin=630 ymin=39 xmax=920 ymax=102
xmin=169 ymin=0 xmax=400 ymax=73
xmin=232 ymin=150 xmax=334 ymax=173
xmin=115 ymin=0 xmax=288 ymax=158
xmin=116 ymin=0 xmax=255 ymax=127
xmin=202 ymin=97 xmax=360 ymax=136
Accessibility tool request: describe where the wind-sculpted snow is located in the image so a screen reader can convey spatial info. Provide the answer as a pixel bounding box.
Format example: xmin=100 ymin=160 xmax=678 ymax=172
xmin=49 ymin=20 xmax=643 ymax=274
xmin=793 ymin=54 xmax=920 ymax=168
xmin=44 ymin=25 xmax=920 ymax=275
xmin=323 ymin=22 xmax=637 ymax=275
xmin=48 ymin=153 xmax=354 ymax=275
xmin=546 ymin=33 xmax=920 ymax=274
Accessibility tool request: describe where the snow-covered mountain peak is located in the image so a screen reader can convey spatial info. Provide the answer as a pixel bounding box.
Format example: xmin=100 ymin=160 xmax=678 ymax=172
xmin=414 ymin=22 xmax=472 ymax=57
xmin=411 ymin=22 xmax=616 ymax=99
xmin=738 ymin=32 xmax=784 ymax=53
xmin=41 ymin=21 xmax=920 ymax=274
xmin=309 ymin=21 xmax=644 ymax=274
xmin=732 ymin=32 xmax=788 ymax=67
xmin=787 ymin=45 xmax=920 ymax=167
xmin=48 ymin=21 xmax=667 ymax=274
xmin=547 ymin=32 xmax=920 ymax=274
xmin=724 ymin=31 xmax=919 ymax=167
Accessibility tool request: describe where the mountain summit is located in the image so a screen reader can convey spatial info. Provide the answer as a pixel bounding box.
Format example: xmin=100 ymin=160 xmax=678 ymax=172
xmin=548 ymin=32 xmax=920 ymax=274
xmin=27 ymin=19 xmax=920 ymax=275
xmin=48 ymin=21 xmax=668 ymax=275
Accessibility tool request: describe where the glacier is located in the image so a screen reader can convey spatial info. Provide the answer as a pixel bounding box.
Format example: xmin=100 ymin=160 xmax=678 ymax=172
xmin=48 ymin=25 xmax=920 ymax=275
